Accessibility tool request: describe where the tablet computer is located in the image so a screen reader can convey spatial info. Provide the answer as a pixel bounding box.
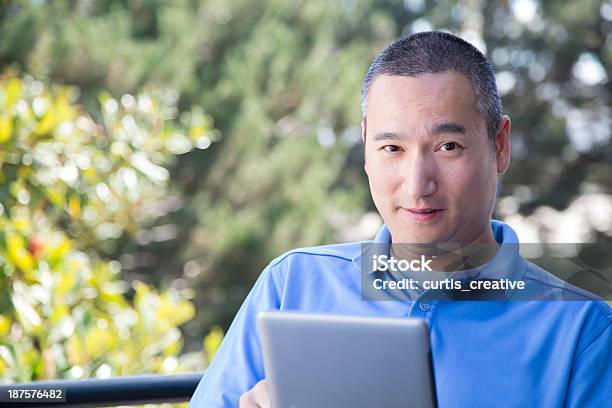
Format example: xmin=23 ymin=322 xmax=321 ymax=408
xmin=257 ymin=311 xmax=437 ymax=408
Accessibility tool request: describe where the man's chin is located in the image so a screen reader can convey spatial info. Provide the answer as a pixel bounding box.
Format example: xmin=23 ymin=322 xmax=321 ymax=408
xmin=387 ymin=218 xmax=450 ymax=244
xmin=390 ymin=227 xmax=448 ymax=245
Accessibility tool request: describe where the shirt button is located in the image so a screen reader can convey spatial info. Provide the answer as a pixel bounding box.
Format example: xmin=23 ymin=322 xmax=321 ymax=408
xmin=419 ymin=301 xmax=430 ymax=312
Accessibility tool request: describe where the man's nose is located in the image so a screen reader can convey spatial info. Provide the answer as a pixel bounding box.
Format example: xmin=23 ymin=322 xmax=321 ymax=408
xmin=400 ymin=154 xmax=437 ymax=199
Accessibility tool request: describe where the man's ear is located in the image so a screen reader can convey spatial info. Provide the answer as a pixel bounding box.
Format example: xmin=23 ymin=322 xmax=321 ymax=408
xmin=361 ymin=117 xmax=370 ymax=177
xmin=361 ymin=118 xmax=369 ymax=176
xmin=361 ymin=118 xmax=366 ymax=144
xmin=495 ymin=115 xmax=511 ymax=174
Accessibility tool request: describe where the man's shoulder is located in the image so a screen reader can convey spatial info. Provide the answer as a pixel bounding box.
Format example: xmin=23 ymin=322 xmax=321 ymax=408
xmin=269 ymin=241 xmax=369 ymax=268
xmin=522 ymin=260 xmax=612 ymax=318
xmin=262 ymin=242 xmax=368 ymax=295
xmin=523 ymin=262 xmax=612 ymax=302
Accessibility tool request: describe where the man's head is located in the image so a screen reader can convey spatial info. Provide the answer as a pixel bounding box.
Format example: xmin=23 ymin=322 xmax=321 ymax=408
xmin=361 ymin=31 xmax=502 ymax=142
xmin=362 ymin=31 xmax=511 ymax=246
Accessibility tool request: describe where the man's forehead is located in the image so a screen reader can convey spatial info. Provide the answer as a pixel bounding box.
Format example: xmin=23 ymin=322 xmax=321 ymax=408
xmin=367 ymin=71 xmax=475 ymax=99
xmin=364 ymin=71 xmax=483 ymax=130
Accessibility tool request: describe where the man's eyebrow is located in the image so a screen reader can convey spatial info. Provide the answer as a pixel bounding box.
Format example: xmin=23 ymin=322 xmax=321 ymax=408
xmin=430 ymin=122 xmax=467 ymax=135
xmin=372 ymin=132 xmax=407 ymax=141
xmin=371 ymin=123 xmax=467 ymax=141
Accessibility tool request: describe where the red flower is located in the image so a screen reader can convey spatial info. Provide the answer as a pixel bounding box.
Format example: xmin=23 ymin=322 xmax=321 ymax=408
xmin=28 ymin=236 xmax=44 ymax=258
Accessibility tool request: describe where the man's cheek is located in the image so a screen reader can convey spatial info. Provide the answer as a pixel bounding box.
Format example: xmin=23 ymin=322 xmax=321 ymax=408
xmin=371 ymin=171 xmax=392 ymax=192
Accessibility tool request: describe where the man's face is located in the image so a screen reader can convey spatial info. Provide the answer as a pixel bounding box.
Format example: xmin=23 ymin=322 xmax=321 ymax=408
xmin=363 ymin=71 xmax=510 ymax=245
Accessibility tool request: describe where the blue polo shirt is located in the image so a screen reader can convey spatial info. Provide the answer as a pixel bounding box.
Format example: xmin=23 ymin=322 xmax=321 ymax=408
xmin=189 ymin=220 xmax=612 ymax=407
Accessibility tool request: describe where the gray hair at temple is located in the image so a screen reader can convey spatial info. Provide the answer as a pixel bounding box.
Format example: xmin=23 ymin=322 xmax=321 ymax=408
xmin=361 ymin=31 xmax=502 ymax=142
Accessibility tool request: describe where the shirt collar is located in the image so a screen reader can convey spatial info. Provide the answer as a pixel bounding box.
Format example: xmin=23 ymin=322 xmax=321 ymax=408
xmin=353 ymin=219 xmax=526 ymax=283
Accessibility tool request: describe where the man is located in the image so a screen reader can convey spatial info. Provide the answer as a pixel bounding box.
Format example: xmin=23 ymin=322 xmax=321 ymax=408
xmin=189 ymin=31 xmax=612 ymax=407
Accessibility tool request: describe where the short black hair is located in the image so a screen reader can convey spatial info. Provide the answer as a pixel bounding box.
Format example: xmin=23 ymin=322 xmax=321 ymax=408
xmin=361 ymin=31 xmax=502 ymax=141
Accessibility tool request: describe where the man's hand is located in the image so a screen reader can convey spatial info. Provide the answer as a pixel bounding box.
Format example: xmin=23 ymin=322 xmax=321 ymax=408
xmin=239 ymin=379 xmax=270 ymax=408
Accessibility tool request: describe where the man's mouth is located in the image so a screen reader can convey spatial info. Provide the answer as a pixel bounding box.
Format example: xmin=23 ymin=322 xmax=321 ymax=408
xmin=407 ymin=208 xmax=442 ymax=213
xmin=400 ymin=208 xmax=445 ymax=221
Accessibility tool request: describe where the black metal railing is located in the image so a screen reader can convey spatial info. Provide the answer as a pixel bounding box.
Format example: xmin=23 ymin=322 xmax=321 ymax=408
xmin=0 ymin=372 xmax=203 ymax=407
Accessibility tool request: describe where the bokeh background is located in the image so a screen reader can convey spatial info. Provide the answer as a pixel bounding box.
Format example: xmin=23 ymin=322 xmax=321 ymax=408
xmin=1 ymin=0 xmax=610 ymax=389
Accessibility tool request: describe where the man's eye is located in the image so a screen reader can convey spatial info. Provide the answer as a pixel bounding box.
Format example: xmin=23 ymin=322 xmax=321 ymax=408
xmin=382 ymin=145 xmax=401 ymax=152
xmin=440 ymin=142 xmax=459 ymax=151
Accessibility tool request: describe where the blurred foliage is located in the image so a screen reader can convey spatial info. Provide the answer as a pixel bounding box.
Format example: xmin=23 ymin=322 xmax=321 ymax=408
xmin=0 ymin=70 xmax=219 ymax=255
xmin=0 ymin=72 xmax=222 ymax=382
xmin=0 ymin=0 xmax=610 ymax=355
